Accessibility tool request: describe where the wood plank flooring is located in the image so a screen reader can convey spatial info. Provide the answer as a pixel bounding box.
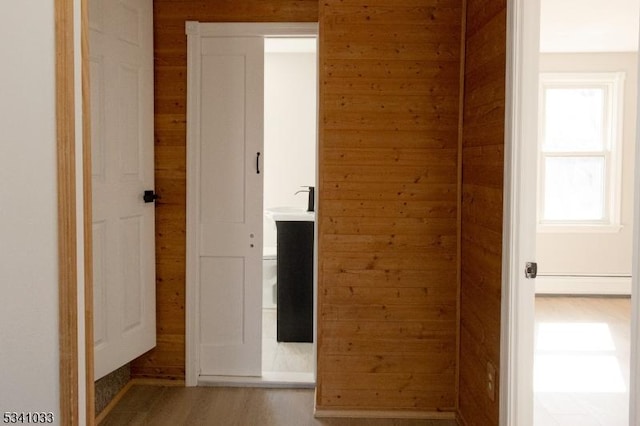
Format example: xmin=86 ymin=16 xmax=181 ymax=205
xmin=99 ymin=385 xmax=457 ymax=425
xmin=534 ymin=296 xmax=631 ymax=426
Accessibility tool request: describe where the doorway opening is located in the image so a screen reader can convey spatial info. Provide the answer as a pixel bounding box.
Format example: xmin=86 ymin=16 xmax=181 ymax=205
xmin=185 ymin=22 xmax=319 ymax=388
xmin=533 ymin=15 xmax=637 ymax=421
xmin=503 ymin=1 xmax=640 ymax=425
xmin=261 ymin=37 xmax=317 ymax=382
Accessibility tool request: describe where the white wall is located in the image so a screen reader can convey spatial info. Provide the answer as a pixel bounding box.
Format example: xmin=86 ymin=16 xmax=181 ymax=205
xmin=263 ymin=51 xmax=317 ymax=249
xmin=0 ymin=0 xmax=60 ymax=419
xmin=536 ymin=53 xmax=637 ymax=288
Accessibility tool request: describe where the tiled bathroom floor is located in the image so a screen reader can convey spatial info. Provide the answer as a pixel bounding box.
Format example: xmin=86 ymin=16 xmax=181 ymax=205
xmin=261 ymin=308 xmax=314 ymax=374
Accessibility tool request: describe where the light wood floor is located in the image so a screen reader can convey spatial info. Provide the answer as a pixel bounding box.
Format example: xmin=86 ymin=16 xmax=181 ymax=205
xmin=534 ymin=296 xmax=631 ymax=426
xmin=98 ymin=385 xmax=457 ymax=425
xmin=101 ymin=297 xmax=629 ymax=425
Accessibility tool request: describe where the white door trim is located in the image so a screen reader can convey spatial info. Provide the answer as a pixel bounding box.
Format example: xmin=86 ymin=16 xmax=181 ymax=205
xmin=185 ymin=22 xmax=201 ymax=388
xmin=185 ymin=21 xmax=319 ymax=387
xmin=630 ymin=24 xmax=640 ymax=423
xmin=187 ymin=21 xmax=320 ymax=37
xmin=502 ymin=1 xmax=640 ymax=425
xmin=501 ymin=1 xmax=541 ymax=425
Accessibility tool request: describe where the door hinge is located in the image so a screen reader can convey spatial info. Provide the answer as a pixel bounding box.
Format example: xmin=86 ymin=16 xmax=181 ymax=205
xmin=525 ymin=262 xmax=537 ymax=279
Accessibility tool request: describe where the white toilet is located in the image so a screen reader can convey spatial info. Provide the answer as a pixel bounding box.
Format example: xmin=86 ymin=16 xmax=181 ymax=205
xmin=262 ymin=245 xmax=277 ymax=309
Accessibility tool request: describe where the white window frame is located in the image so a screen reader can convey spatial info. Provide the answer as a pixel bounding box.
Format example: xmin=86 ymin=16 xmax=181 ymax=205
xmin=537 ymin=72 xmax=625 ymax=233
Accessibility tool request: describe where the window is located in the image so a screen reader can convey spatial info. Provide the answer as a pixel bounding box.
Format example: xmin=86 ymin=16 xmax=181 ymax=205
xmin=538 ymin=73 xmax=624 ymax=230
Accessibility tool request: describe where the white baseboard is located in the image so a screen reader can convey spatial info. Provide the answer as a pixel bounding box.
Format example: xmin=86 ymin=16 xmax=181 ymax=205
xmin=198 ymin=372 xmax=315 ymax=388
xmin=535 ymin=275 xmax=631 ymax=295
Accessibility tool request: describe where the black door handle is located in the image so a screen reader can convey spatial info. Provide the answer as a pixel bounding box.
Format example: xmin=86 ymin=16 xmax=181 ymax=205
xmin=143 ymin=190 xmax=159 ymax=203
xmin=256 ymin=152 xmax=261 ymax=174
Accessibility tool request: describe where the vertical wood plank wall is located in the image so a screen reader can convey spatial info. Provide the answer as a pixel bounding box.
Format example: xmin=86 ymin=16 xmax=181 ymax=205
xmin=316 ymin=0 xmax=462 ymax=412
xmin=458 ymin=1 xmax=507 ymax=425
xmin=141 ymin=0 xmax=509 ymax=419
xmin=131 ymin=0 xmax=319 ymax=379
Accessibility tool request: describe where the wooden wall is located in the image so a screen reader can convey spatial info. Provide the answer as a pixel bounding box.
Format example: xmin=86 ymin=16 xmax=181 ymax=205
xmin=131 ymin=0 xmax=319 ymax=379
xmin=315 ymin=0 xmax=462 ymax=413
xmin=139 ymin=0 xmax=509 ymax=420
xmin=458 ymin=1 xmax=507 ymax=425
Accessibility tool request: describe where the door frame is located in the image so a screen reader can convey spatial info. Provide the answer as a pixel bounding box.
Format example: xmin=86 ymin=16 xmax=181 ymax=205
xmin=185 ymin=21 xmax=319 ymax=387
xmin=56 ymin=0 xmax=80 ymax=423
xmin=56 ymin=0 xmax=94 ymax=424
xmin=502 ymin=1 xmax=640 ymax=425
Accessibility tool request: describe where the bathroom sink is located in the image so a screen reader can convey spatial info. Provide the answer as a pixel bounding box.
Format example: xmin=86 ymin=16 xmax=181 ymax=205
xmin=265 ymin=206 xmax=315 ymax=222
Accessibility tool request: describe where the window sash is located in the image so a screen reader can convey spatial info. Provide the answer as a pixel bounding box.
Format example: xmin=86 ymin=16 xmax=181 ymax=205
xmin=537 ymin=72 xmax=624 ymax=229
xmin=542 ymin=86 xmax=609 ymax=153
xmin=539 ymin=153 xmax=610 ymax=224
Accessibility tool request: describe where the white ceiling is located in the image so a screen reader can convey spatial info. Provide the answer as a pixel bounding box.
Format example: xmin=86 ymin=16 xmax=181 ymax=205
xmin=540 ymin=0 xmax=640 ymax=52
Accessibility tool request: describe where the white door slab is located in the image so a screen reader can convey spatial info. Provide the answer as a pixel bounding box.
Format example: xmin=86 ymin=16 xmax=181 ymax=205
xmin=90 ymin=0 xmax=155 ymax=380
xmin=190 ymin=35 xmax=264 ymax=377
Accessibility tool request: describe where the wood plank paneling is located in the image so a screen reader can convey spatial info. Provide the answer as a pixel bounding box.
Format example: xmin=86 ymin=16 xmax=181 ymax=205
xmin=458 ymin=1 xmax=506 ymax=425
xmin=317 ymin=0 xmax=462 ymax=414
xmin=147 ymin=0 xmax=508 ymax=420
xmin=131 ymin=0 xmax=318 ymax=380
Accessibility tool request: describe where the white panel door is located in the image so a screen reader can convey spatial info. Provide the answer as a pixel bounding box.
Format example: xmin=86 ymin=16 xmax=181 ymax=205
xmin=90 ymin=0 xmax=155 ymax=380
xmin=196 ymin=37 xmax=264 ymax=376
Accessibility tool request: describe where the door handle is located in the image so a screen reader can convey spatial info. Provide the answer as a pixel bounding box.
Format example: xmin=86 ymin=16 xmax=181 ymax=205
xmin=256 ymin=152 xmax=261 ymax=174
xmin=143 ymin=190 xmax=159 ymax=203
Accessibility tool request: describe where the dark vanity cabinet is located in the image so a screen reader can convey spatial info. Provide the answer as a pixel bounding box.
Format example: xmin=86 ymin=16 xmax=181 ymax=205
xmin=275 ymin=220 xmax=314 ymax=343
